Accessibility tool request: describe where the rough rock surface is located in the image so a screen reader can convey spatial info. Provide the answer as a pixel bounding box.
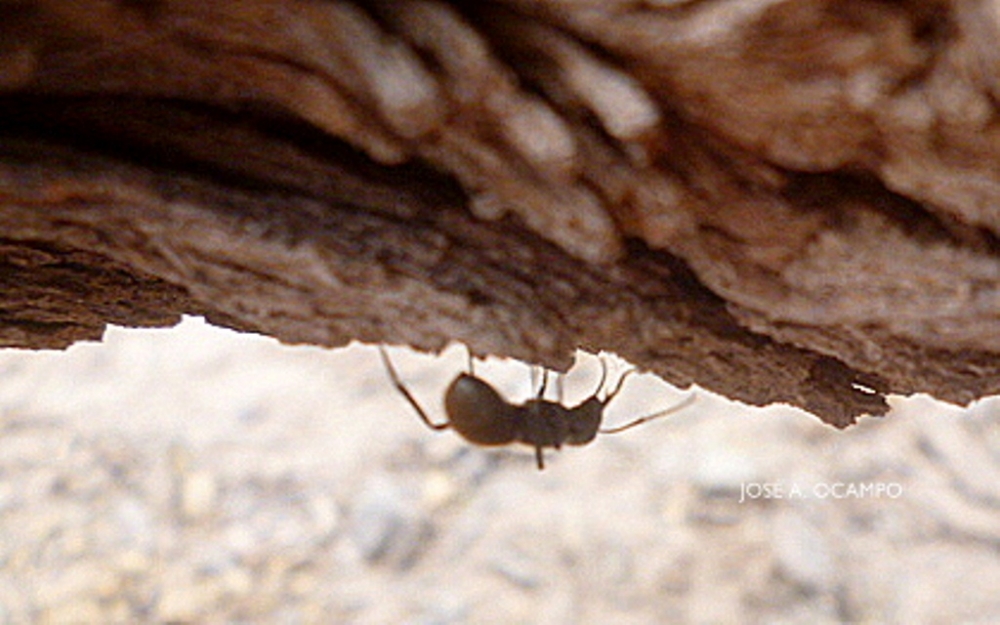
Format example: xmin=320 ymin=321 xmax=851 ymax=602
xmin=2 ymin=0 xmax=999 ymax=425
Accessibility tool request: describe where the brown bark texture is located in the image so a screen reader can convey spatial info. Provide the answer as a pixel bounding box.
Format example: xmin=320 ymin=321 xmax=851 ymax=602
xmin=1 ymin=0 xmax=998 ymax=427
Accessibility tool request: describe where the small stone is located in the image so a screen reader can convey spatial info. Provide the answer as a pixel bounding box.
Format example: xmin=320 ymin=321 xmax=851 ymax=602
xmin=180 ymin=470 xmax=218 ymax=520
xmin=490 ymin=552 xmax=542 ymax=590
xmin=40 ymin=599 xmax=103 ymax=625
xmin=220 ymin=568 xmax=253 ymax=596
xmin=349 ymin=475 xmax=431 ymax=569
xmin=693 ymin=450 xmax=759 ymax=497
xmin=116 ymin=549 xmax=151 ymax=573
xmin=772 ymin=512 xmax=834 ymax=592
xmin=421 ymin=470 xmax=459 ymax=510
xmin=114 ymin=498 xmax=154 ymax=544
xmin=307 ymin=494 xmax=341 ymax=536
xmin=156 ymin=577 xmax=222 ymax=623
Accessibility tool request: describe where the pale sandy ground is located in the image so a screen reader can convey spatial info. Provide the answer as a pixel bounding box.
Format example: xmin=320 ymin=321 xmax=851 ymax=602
xmin=1 ymin=316 xmax=999 ymax=624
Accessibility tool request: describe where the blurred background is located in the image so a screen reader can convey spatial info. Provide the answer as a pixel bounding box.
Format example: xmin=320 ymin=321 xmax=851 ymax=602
xmin=0 ymin=316 xmax=998 ymax=624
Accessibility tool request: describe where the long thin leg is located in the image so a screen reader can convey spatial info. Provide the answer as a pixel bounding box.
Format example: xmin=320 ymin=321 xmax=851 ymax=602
xmin=535 ymin=366 xmax=550 ymax=399
xmin=586 ymin=357 xmax=609 ymax=400
xmin=535 ymin=445 xmax=546 ymax=470
xmin=378 ymin=345 xmax=450 ymax=431
xmin=599 ymin=394 xmax=697 ymax=434
xmin=464 ymin=343 xmax=475 ymax=376
xmin=604 ymin=367 xmax=637 ymax=403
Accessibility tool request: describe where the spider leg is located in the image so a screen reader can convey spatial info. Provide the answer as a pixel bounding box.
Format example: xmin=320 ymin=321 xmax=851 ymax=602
xmin=464 ymin=343 xmax=475 ymax=376
xmin=599 ymin=393 xmax=696 ymax=434
xmin=604 ymin=366 xmax=637 ymax=403
xmin=534 ymin=366 xmax=551 ymax=400
xmin=586 ymin=356 xmax=609 ymax=400
xmin=378 ymin=345 xmax=450 ymax=431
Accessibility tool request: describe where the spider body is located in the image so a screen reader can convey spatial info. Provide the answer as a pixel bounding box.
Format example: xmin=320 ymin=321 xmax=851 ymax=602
xmin=379 ymin=345 xmax=694 ymax=469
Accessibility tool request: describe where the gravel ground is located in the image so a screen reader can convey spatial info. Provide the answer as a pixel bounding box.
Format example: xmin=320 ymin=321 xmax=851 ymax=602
xmin=1 ymin=316 xmax=999 ymax=624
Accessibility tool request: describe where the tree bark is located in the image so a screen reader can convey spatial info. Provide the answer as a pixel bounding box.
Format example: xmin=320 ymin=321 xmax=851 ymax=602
xmin=2 ymin=0 xmax=998 ymax=427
